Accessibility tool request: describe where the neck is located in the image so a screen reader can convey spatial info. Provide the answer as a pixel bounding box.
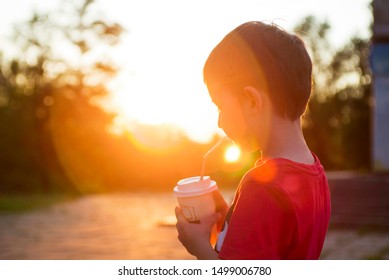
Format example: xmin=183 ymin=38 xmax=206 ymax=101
xmin=261 ymin=117 xmax=314 ymax=164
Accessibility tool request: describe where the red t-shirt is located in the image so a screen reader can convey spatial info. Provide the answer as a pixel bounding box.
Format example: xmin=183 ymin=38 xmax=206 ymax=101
xmin=216 ymin=153 xmax=331 ymax=260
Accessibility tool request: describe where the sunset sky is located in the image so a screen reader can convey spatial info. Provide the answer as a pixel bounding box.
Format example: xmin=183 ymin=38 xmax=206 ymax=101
xmin=0 ymin=0 xmax=372 ymax=143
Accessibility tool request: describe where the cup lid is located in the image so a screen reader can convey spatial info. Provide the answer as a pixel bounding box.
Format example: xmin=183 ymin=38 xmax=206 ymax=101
xmin=173 ymin=176 xmax=217 ymax=197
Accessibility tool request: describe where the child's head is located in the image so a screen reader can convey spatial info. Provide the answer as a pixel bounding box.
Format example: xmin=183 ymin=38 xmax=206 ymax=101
xmin=204 ymin=21 xmax=312 ymax=121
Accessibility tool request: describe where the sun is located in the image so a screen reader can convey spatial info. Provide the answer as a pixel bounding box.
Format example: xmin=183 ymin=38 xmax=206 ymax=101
xmin=224 ymin=145 xmax=241 ymax=163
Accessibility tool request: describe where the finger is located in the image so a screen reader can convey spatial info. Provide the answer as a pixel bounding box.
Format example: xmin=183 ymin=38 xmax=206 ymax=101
xmin=204 ymin=212 xmax=222 ymax=227
xmin=213 ymin=189 xmax=224 ymax=202
xmin=216 ymin=211 xmax=225 ymax=232
xmin=175 ymin=206 xmax=187 ymax=224
xmin=213 ymin=191 xmax=229 ymax=214
xmin=175 ymin=208 xmax=183 ymax=233
xmin=214 ymin=212 xmax=222 ymax=223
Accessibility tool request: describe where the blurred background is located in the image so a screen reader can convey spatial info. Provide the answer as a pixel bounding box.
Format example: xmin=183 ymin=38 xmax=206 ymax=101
xmin=0 ymin=0 xmax=388 ymax=260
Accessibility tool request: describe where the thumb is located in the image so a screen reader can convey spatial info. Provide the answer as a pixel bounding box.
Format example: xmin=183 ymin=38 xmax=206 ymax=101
xmin=204 ymin=212 xmax=222 ymax=227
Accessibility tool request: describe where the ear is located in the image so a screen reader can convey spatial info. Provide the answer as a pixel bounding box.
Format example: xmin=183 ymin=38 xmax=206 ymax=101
xmin=243 ymin=86 xmax=263 ymax=114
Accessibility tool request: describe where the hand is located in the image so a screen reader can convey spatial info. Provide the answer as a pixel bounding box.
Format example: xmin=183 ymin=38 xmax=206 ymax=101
xmin=213 ymin=190 xmax=229 ymax=232
xmin=175 ymin=206 xmax=221 ymax=259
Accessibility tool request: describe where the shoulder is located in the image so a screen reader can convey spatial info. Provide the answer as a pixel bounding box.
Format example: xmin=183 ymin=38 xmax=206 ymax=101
xmin=236 ymin=165 xmax=295 ymax=217
xmin=242 ymin=153 xmax=327 ymax=187
xmin=237 ymin=154 xmax=328 ymax=207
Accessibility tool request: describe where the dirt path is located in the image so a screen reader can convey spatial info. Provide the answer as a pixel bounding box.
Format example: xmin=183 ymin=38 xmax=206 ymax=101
xmin=0 ymin=193 xmax=388 ymax=260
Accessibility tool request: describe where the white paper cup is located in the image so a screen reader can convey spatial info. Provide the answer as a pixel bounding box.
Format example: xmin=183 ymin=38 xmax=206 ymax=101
xmin=173 ymin=176 xmax=218 ymax=223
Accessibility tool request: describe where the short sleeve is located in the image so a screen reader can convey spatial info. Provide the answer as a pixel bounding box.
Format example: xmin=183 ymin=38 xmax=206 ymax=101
xmin=218 ymin=181 xmax=297 ymax=260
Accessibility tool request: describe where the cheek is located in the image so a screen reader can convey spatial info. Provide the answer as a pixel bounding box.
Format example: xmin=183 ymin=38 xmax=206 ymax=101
xmin=221 ymin=109 xmax=247 ymax=141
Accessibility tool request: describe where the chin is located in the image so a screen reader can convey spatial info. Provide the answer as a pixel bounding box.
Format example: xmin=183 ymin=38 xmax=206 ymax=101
xmin=242 ymin=144 xmax=259 ymax=153
xmin=232 ymin=137 xmax=259 ymax=153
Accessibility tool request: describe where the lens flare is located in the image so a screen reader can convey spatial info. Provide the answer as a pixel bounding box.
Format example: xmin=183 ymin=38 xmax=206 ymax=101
xmin=224 ymin=145 xmax=241 ymax=163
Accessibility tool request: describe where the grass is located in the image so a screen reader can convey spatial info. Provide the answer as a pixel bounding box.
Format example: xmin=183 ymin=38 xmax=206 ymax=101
xmin=0 ymin=193 xmax=79 ymax=214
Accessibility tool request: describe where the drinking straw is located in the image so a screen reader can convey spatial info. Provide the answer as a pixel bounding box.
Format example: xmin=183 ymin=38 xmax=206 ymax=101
xmin=200 ymin=136 xmax=228 ymax=181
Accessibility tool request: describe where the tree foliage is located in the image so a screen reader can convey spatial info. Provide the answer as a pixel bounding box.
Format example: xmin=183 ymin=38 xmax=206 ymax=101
xmin=0 ymin=0 xmax=123 ymax=193
xmin=295 ymin=16 xmax=372 ymax=170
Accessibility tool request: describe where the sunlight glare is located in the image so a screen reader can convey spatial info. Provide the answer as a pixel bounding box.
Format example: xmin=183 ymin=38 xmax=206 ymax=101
xmin=224 ymin=145 xmax=241 ymax=163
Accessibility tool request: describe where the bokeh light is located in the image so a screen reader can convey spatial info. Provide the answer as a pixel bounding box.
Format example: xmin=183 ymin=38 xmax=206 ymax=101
xmin=224 ymin=145 xmax=241 ymax=163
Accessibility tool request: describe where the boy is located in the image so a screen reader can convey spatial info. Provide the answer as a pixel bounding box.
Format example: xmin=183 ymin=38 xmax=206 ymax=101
xmin=175 ymin=21 xmax=331 ymax=260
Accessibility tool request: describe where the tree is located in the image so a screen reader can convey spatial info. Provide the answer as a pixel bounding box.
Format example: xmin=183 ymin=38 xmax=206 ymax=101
xmin=294 ymin=16 xmax=372 ymax=170
xmin=0 ymin=0 xmax=124 ymax=193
